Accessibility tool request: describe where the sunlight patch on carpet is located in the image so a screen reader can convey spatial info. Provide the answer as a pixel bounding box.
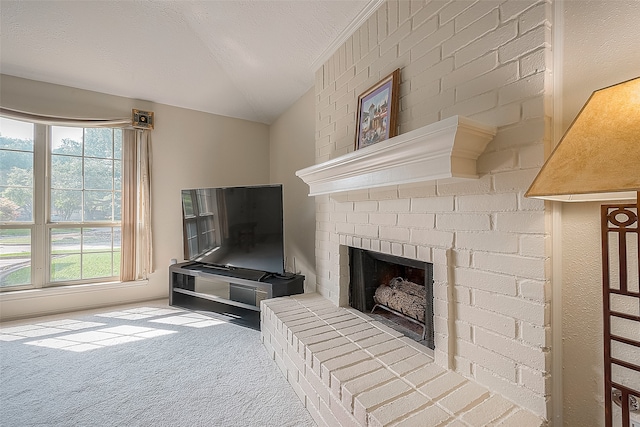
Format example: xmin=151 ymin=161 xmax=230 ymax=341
xmin=149 ymin=313 xmax=226 ymax=328
xmin=1 ymin=306 xmax=229 ymax=352
xmin=0 ymin=320 xmax=106 ymax=341
xmin=95 ymin=307 xmax=184 ymax=320
xmin=24 ymin=325 xmax=177 ymax=352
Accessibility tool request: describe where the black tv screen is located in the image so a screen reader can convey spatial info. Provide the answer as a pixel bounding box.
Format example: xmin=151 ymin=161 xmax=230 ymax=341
xmin=181 ymin=184 xmax=285 ymax=275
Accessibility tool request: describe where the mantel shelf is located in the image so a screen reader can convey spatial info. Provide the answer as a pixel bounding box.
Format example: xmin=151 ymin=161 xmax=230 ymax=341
xmin=295 ymin=115 xmax=497 ymax=196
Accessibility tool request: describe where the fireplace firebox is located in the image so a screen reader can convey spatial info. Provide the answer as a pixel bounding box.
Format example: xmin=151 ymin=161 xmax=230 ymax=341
xmin=348 ymin=248 xmax=434 ymax=349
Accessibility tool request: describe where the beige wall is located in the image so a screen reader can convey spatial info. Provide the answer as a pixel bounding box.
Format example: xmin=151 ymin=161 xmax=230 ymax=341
xmin=268 ymin=88 xmax=317 ymax=291
xmin=0 ymin=74 xmax=270 ymax=320
xmin=561 ymin=1 xmax=640 ymax=425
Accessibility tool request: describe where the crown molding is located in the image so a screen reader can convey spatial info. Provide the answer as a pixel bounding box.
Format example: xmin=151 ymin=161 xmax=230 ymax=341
xmin=310 ymin=0 xmax=385 ymax=72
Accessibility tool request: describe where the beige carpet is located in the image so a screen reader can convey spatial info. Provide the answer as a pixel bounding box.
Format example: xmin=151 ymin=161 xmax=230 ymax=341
xmin=0 ymin=301 xmax=315 ymax=427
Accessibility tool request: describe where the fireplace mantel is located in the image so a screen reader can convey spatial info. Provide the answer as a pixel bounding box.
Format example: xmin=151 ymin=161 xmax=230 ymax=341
xmin=296 ymin=115 xmax=497 ymax=196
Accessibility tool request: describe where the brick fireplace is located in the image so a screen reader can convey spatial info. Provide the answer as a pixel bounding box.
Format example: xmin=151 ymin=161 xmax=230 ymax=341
xmin=268 ymin=113 xmax=550 ymax=425
xmin=335 ymin=235 xmax=455 ymax=371
xmin=349 ymin=247 xmax=434 ymax=349
xmin=263 ymin=0 xmax=552 ymax=425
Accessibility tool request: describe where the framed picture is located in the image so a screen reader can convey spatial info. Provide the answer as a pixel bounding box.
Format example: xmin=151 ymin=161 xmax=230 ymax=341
xmin=355 ymin=68 xmax=400 ymax=150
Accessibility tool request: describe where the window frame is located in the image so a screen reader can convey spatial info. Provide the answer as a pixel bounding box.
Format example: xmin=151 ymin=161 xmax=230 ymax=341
xmin=0 ymin=120 xmax=123 ymax=291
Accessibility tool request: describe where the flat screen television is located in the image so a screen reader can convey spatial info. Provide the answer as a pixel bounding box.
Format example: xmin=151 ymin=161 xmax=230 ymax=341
xmin=181 ymin=184 xmax=285 ymax=276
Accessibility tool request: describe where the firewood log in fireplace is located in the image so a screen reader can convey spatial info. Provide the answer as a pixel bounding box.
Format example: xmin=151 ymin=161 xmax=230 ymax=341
xmin=373 ymin=277 xmax=426 ymax=323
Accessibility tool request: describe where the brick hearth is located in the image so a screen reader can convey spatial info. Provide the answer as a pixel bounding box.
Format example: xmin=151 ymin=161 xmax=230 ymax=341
xmin=261 ymin=293 xmax=544 ymax=426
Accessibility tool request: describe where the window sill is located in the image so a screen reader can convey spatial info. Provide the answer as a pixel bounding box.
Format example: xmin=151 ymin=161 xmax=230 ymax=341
xmin=0 ymin=280 xmax=149 ymax=301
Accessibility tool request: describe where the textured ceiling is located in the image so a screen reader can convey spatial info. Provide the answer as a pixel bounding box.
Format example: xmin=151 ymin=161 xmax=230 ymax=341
xmin=1 ymin=0 xmax=372 ymax=124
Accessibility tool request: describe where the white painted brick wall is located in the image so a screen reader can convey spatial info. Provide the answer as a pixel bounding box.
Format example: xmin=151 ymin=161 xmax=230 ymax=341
xmin=411 ymin=196 xmax=455 ymax=213
xmin=457 ymin=338 xmax=518 ymax=383
xmin=519 ymin=279 xmax=548 ymax=303
xmin=473 ymin=251 xmax=545 ymax=280
xmin=368 ymin=212 xmax=397 ymax=226
xmin=312 ymin=0 xmax=551 ymax=420
xmin=455 ymin=267 xmax=517 ymax=296
xmin=495 ymin=212 xmax=545 ymax=234
xmin=442 ymin=9 xmax=500 ymax=57
xmin=456 ymin=303 xmax=517 ymax=338
xmin=436 ymin=213 xmax=491 ymax=232
xmin=457 ymin=193 xmax=518 ymax=212
xmin=397 ymin=212 xmax=435 ymax=228
xmin=438 ymin=175 xmax=493 ymax=196
xmin=474 ymin=328 xmax=546 ymax=372
xmin=410 ymin=228 xmax=454 ymax=248
xmin=456 ymin=231 xmax=519 ymax=253
xmin=476 ymin=290 xmax=547 ymax=327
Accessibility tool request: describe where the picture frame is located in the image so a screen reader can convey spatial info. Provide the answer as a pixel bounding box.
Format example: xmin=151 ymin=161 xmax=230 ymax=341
xmin=355 ymin=68 xmax=400 ymax=150
xmin=132 ymin=109 xmax=154 ymax=130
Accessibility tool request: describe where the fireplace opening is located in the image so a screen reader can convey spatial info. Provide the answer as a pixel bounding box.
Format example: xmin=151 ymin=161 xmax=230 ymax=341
xmin=349 ymin=247 xmax=434 ymax=349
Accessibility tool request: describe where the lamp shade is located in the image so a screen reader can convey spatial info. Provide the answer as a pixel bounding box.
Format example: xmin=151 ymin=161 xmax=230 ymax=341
xmin=525 ymin=77 xmax=640 ymax=202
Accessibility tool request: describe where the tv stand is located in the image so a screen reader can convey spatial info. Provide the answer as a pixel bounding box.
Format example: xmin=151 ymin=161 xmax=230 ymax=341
xmin=180 ymin=262 xmax=269 ymax=282
xmin=169 ymin=262 xmax=304 ymax=329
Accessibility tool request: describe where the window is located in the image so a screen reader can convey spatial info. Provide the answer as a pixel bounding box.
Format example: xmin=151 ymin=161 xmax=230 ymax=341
xmin=1 ymin=117 xmax=122 ymax=289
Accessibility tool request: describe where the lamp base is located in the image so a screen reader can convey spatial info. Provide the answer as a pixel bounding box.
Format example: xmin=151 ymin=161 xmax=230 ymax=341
xmin=602 ymin=196 xmax=640 ymax=427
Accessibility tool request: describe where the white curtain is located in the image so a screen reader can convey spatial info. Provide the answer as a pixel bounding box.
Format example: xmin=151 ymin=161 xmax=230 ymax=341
xmin=137 ymin=130 xmax=153 ymax=279
xmin=0 ymin=107 xmax=131 ymax=127
xmin=121 ymin=129 xmax=153 ymax=281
